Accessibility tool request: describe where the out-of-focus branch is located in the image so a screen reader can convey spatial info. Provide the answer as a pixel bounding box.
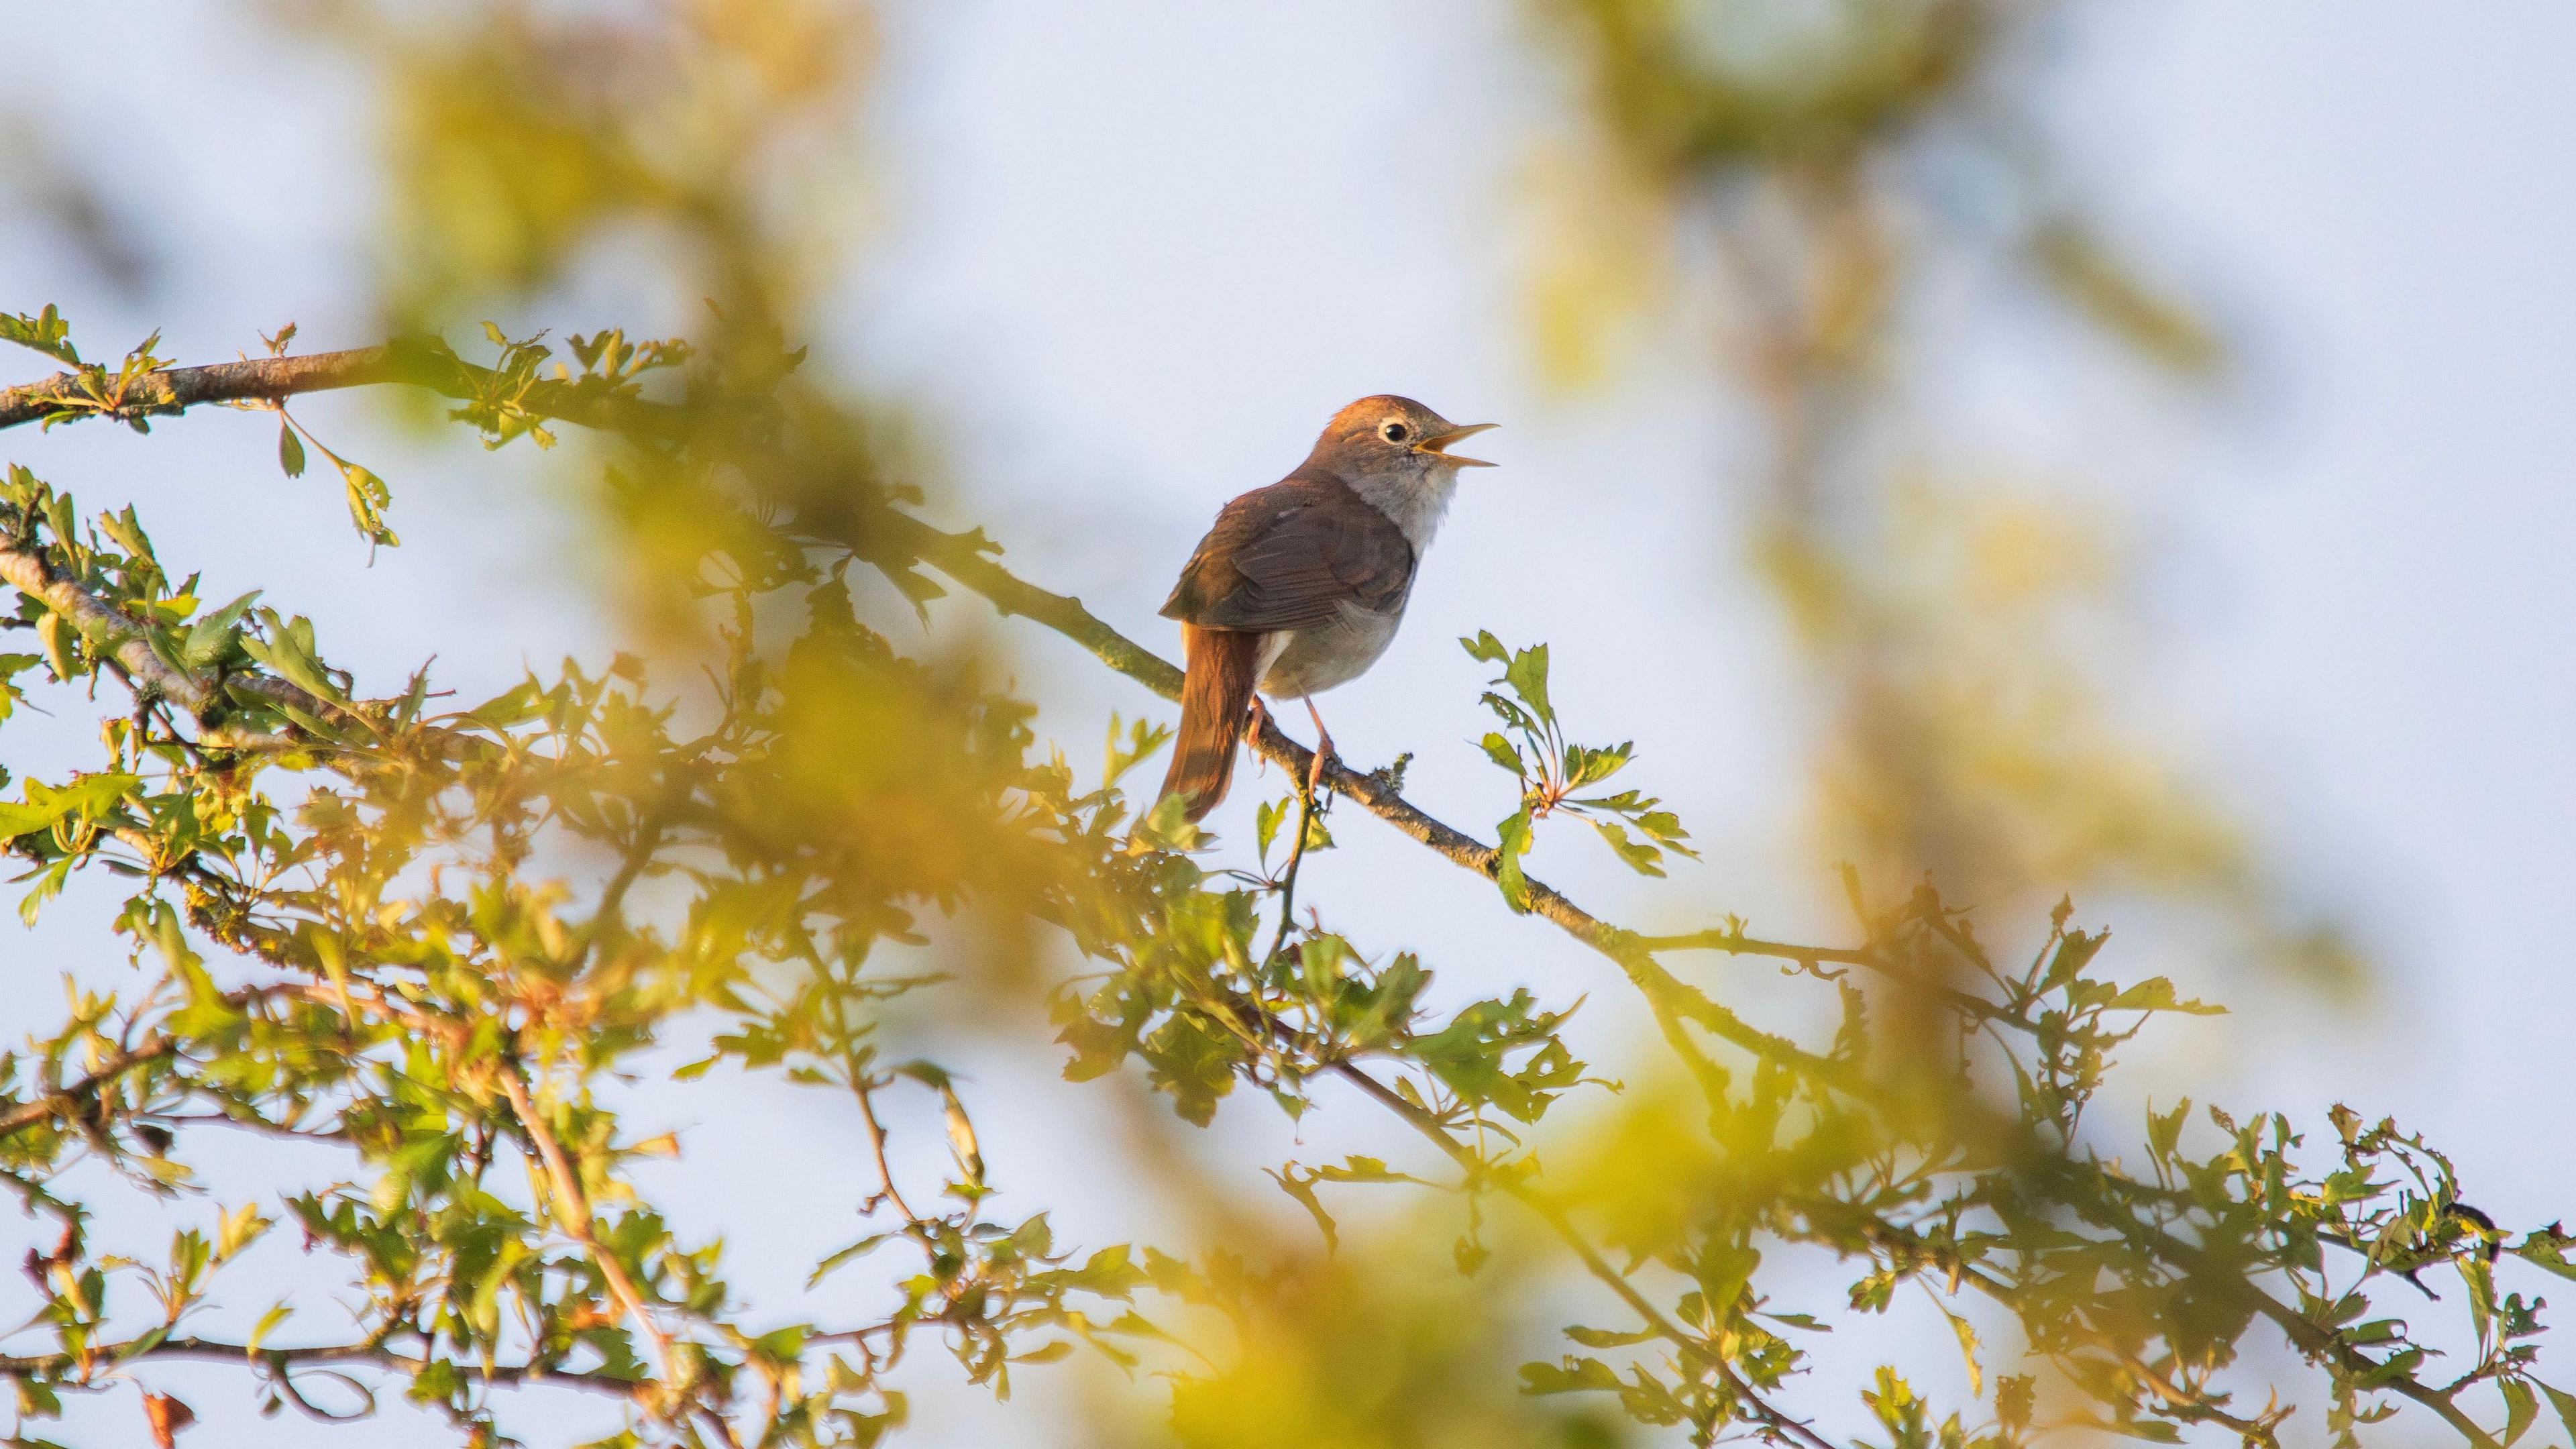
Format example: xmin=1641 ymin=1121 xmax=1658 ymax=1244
xmin=497 ymin=1067 xmax=684 ymax=1406
xmin=1332 ymin=1062 xmax=1842 ymax=1449
xmin=0 ymin=1036 xmax=174 ymax=1138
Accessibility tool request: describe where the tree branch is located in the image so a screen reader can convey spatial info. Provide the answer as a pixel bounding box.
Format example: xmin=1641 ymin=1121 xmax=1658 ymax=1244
xmin=0 ymin=341 xmax=679 ymax=436
xmin=0 ymin=1036 xmax=174 ymax=1138
xmin=0 ymin=1336 xmax=641 ymax=1399
xmin=496 ymin=1067 xmax=684 ymax=1403
xmin=0 ymin=528 xmax=500 ymax=763
xmin=873 ymin=508 xmax=1886 ymax=1099
xmin=0 ymin=347 xmax=389 ymax=430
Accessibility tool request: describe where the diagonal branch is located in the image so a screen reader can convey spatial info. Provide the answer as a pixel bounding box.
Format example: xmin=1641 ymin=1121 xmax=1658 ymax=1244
xmin=0 ymin=531 xmax=498 ymax=762
xmin=874 ymin=508 xmax=1881 ymax=1099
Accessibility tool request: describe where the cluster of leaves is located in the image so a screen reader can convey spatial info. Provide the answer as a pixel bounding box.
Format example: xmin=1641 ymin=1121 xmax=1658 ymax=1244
xmin=1464 ymin=631 xmax=1695 ymax=910
xmin=0 ymin=307 xmax=175 ymax=433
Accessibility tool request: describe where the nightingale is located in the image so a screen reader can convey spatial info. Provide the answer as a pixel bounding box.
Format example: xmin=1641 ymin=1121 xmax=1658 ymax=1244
xmin=1156 ymin=394 xmax=1497 ymax=822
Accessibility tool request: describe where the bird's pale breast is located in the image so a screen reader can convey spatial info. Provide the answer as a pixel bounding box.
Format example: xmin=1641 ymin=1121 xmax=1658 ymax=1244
xmin=1258 ymin=598 xmax=1404 ymax=699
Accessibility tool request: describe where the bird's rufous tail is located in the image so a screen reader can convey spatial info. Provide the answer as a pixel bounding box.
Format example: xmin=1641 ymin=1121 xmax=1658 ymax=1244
xmin=1158 ymin=625 xmax=1261 ymax=822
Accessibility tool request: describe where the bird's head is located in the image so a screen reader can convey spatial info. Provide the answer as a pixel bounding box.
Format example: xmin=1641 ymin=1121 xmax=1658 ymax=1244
xmin=1307 ymin=395 xmax=1497 ymax=484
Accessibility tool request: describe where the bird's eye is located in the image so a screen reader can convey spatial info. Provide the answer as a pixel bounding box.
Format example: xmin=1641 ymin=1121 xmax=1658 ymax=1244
xmin=1381 ymin=421 xmax=1411 ymax=443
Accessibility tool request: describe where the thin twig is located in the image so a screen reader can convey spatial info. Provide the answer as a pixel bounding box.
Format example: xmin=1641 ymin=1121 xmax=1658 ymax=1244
xmin=1265 ymin=775 xmax=1318 ymax=965
xmin=852 ymin=1078 xmax=922 ymax=1225
xmin=496 ymin=1067 xmax=685 ymax=1407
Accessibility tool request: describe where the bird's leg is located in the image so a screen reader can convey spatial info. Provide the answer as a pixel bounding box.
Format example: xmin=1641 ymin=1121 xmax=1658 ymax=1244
xmin=1244 ymin=694 xmax=1272 ymax=745
xmin=1301 ymin=696 xmax=1336 ymax=796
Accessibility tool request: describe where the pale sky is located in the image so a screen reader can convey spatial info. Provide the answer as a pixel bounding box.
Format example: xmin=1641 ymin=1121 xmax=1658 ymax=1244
xmin=3 ymin=3 xmax=2572 ymax=1445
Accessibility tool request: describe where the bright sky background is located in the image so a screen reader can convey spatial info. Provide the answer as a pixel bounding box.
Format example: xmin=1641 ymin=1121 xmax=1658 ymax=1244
xmin=4 ymin=3 xmax=2573 ymax=1446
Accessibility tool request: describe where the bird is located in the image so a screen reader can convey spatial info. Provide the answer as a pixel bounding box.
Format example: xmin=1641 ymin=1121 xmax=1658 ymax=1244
xmin=1155 ymin=395 xmax=1496 ymax=822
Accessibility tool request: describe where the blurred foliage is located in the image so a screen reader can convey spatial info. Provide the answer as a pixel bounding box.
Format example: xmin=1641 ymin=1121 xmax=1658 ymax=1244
xmin=1518 ymin=0 xmax=2341 ymax=977
xmin=0 ymin=5 xmax=2557 ymax=1449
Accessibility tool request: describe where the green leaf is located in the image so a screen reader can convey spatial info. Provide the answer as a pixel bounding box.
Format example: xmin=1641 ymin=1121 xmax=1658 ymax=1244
xmin=1460 ymin=630 xmax=1509 ymax=665
xmin=97 ymin=506 xmax=155 ymax=563
xmin=466 ymin=680 xmax=542 ymax=729
xmin=1590 ymin=818 xmax=1668 ymax=877
xmin=239 ymin=608 xmax=343 ymax=703
xmin=1630 ymin=809 xmax=1695 ymax=853
xmin=1761 ymin=1311 xmax=1831 ymax=1332
xmin=338 ymin=458 xmax=398 ymax=546
xmin=749 ymin=1326 xmax=810 ymax=1365
xmin=2040 ymin=928 xmax=2108 ymax=991
xmin=0 ymin=772 xmax=140 ymax=840
xmin=2107 ymin=977 xmax=2226 ymax=1016
xmin=0 ymin=304 xmax=81 ymax=365
xmin=1266 ymin=1165 xmax=1338 ymax=1252
xmin=278 ymin=421 xmax=307 ymax=478
xmin=246 ymin=1301 xmax=292 ymax=1355
xmin=1520 ymin=1356 xmax=1623 ymax=1397
xmin=1564 ymin=1325 xmax=1660 ymax=1348
xmin=1477 ymin=732 xmax=1526 ymax=777
xmin=1130 ymin=787 xmax=1209 ymax=853
xmin=2146 ymin=1097 xmax=2192 ymax=1163
xmin=181 ymin=590 xmax=260 ymax=672
xmin=1504 ymin=641 xmax=1552 ymax=722
xmin=14 ymin=1373 xmax=62 ymax=1419
xmin=2538 ymin=1381 xmax=2576 ymax=1449
xmin=35 ymin=610 xmax=75 ymax=683
xmin=1494 ymin=803 xmax=1535 ymax=913
xmin=808 ymin=1233 xmax=900 ymax=1287
xmin=1255 ymin=797 xmax=1285 ymax=864
xmin=1316 ymin=1155 xmax=1427 ymax=1185
xmin=1945 ymin=1307 xmax=1983 ymax=1396
xmin=1142 ymin=1014 xmax=1244 ymax=1126
xmin=2503 ymin=1378 xmax=2538 ymax=1448
xmin=1565 ymin=740 xmax=1632 ymax=788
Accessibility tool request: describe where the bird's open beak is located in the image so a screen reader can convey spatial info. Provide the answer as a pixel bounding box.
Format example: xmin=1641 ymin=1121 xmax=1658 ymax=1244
xmin=1417 ymin=422 xmax=1499 ymax=468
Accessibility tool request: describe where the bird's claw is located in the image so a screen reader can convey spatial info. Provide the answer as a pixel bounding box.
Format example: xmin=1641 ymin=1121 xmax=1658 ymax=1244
xmin=1306 ymin=735 xmax=1336 ymax=798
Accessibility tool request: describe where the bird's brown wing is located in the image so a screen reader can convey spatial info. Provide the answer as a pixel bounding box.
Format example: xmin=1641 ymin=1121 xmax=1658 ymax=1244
xmin=1160 ymin=478 xmax=1415 ymax=631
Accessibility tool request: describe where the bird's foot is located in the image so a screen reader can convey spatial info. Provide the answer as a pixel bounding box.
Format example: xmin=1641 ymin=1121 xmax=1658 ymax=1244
xmin=1306 ymin=730 xmax=1337 ymax=798
xmin=1244 ymin=697 xmax=1274 ymax=775
xmin=1299 ymin=696 xmax=1338 ymax=798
